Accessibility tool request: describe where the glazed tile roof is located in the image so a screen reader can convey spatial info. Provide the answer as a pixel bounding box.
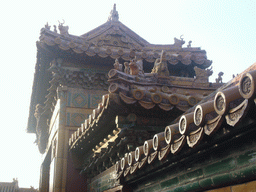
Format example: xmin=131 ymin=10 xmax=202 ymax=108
xmin=113 ymin=64 xmax=256 ymax=179
xmin=28 ymin=4 xmax=212 ymax=134
xmin=68 ymin=65 xmax=223 ymax=175
xmin=69 ymin=68 xmax=220 ymax=150
xmin=38 ymin=24 xmax=211 ymax=67
xmin=37 ymin=4 xmax=211 ymax=68
xmin=69 ymin=63 xmax=256 ymax=178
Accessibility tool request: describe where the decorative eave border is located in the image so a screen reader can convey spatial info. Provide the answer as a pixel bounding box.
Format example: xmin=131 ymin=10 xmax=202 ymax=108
xmin=38 ymin=28 xmax=212 ymax=67
xmin=114 ymin=69 xmax=256 ymax=179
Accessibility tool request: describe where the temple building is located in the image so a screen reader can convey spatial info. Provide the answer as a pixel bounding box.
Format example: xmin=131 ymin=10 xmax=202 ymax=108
xmin=28 ymin=4 xmax=256 ymax=192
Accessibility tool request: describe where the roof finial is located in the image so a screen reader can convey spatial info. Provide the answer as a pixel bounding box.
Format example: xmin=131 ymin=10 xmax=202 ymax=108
xmin=108 ymin=4 xmax=119 ymax=22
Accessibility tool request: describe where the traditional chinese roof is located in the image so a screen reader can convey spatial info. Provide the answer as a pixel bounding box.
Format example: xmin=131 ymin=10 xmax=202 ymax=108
xmin=38 ymin=6 xmax=211 ymax=67
xmin=28 ymin=4 xmax=212 ymax=138
xmin=68 ymin=65 xmax=222 ymax=175
xmin=68 ymin=63 xmax=256 ymax=178
xmin=111 ymin=63 xmax=256 ymax=180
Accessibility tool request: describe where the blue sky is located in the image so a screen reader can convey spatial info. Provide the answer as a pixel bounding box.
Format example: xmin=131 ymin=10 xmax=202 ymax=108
xmin=0 ymin=0 xmax=255 ymax=188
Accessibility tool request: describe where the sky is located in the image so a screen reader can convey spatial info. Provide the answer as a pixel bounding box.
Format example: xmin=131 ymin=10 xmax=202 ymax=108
xmin=0 ymin=0 xmax=255 ymax=189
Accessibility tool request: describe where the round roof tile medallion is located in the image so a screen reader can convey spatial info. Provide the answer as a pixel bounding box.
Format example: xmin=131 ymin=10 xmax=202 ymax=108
xmin=69 ymin=40 xmax=77 ymax=48
xmin=117 ymin=48 xmax=124 ymax=56
xmin=115 ymin=161 xmax=121 ymax=173
xmin=54 ymin=37 xmax=61 ymax=44
xmin=153 ymin=134 xmax=159 ymax=151
xmin=169 ymin=94 xmax=179 ymax=105
xmin=153 ymin=132 xmax=165 ymax=151
xmin=132 ymin=89 xmax=144 ymax=100
xmin=164 ymin=126 xmax=172 ymax=144
xmin=135 ymin=146 xmax=144 ymax=162
xmin=214 ymin=86 xmax=241 ymax=116
xmin=188 ymin=96 xmax=197 ymax=106
xmin=128 ymin=151 xmax=135 ymax=166
xmin=179 ymin=116 xmax=187 ymax=135
xmin=194 ymin=105 xmax=203 ymax=127
xmin=106 ymin=47 xmax=112 ymax=55
xmin=194 ymin=100 xmax=215 ymax=127
xmin=214 ymin=92 xmax=226 ymax=115
xmin=239 ymin=70 xmax=256 ymax=99
xmin=81 ymin=44 xmax=89 ymax=51
xmin=179 ymin=113 xmax=194 ymax=135
xmin=151 ymin=93 xmax=162 ymax=104
xmin=162 ymin=85 xmax=169 ymax=93
xmin=164 ymin=123 xmax=180 ymax=144
xmin=143 ymin=139 xmax=153 ymax=156
xmin=121 ymin=156 xmax=127 ymax=170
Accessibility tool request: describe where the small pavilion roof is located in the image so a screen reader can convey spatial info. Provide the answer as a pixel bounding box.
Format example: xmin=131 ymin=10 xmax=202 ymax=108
xmin=37 ymin=4 xmax=211 ymax=67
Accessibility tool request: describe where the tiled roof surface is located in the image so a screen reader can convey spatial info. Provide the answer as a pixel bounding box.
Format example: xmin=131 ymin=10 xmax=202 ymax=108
xmin=114 ymin=66 xmax=256 ymax=179
xmin=68 ymin=68 xmax=223 ymax=175
xmin=38 ymin=26 xmax=211 ymax=67
xmin=69 ymin=69 xmax=220 ymax=150
xmin=28 ymin=5 xmax=212 ymax=134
